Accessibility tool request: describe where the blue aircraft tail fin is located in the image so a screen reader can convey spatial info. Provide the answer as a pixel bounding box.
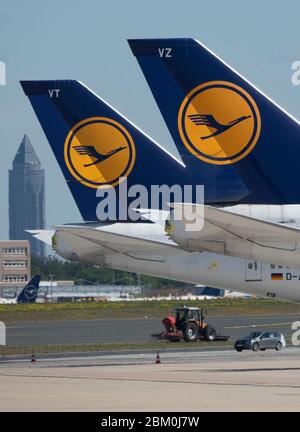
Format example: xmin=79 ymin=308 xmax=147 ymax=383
xmin=129 ymin=38 xmax=300 ymax=204
xmin=17 ymin=275 xmax=41 ymax=304
xmin=20 ymin=80 xmax=205 ymax=221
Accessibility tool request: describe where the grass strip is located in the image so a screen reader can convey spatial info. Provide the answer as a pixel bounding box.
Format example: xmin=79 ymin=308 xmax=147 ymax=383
xmin=0 ymin=340 xmax=233 ymax=356
xmin=1 ymin=298 xmax=300 ymax=322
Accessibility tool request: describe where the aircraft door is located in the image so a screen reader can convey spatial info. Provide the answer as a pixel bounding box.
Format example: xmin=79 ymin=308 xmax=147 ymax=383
xmin=245 ymin=261 xmax=262 ymax=281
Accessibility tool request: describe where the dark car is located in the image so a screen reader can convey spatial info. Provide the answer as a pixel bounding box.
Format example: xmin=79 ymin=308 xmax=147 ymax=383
xmin=234 ymin=331 xmax=286 ymax=352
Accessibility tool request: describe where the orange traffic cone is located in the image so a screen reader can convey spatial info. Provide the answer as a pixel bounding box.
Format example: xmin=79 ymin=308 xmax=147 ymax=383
xmin=31 ymin=351 xmax=36 ymax=363
xmin=155 ymin=351 xmax=161 ymax=364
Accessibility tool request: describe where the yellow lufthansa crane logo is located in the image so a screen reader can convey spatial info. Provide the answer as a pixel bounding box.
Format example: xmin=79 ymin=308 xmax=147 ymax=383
xmin=64 ymin=117 xmax=136 ymax=188
xmin=178 ymin=81 xmax=261 ymax=165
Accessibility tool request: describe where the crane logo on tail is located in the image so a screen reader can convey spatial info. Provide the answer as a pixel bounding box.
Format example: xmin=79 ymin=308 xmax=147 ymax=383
xmin=178 ymin=81 xmax=261 ymax=165
xmin=64 ymin=117 xmax=136 ymax=188
xmin=24 ymin=285 xmax=38 ymax=301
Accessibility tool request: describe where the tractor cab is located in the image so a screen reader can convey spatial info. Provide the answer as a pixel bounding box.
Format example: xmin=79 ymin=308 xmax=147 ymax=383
xmin=175 ymin=306 xmax=206 ymax=331
xmin=172 ymin=306 xmax=215 ymax=342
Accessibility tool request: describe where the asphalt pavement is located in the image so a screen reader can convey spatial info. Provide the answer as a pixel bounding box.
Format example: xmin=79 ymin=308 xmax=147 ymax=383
xmin=4 ymin=314 xmax=299 ymax=346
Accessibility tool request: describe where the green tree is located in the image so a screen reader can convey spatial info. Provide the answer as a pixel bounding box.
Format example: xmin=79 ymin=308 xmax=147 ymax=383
xmin=31 ymin=256 xmax=188 ymax=289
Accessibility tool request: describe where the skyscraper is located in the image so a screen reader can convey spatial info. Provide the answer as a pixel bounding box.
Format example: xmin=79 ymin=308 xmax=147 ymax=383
xmin=9 ymin=134 xmax=45 ymax=258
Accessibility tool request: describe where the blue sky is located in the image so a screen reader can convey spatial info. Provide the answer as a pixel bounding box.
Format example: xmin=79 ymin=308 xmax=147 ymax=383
xmin=1 ymin=0 xmax=300 ymax=239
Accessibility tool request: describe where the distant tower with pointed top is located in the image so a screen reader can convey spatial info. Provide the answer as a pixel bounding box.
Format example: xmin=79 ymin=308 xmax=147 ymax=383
xmin=9 ymin=134 xmax=45 ymax=258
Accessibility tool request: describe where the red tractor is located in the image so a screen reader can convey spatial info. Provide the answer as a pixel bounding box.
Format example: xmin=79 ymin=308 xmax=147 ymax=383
xmin=153 ymin=306 xmax=229 ymax=342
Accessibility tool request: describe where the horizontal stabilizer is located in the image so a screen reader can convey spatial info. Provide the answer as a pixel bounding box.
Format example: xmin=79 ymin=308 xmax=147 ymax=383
xmin=169 ymin=203 xmax=300 ymax=267
xmin=27 ymin=230 xmax=55 ymax=246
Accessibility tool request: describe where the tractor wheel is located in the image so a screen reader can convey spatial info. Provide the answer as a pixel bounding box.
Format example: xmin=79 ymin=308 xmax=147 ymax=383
xmin=183 ymin=322 xmax=198 ymax=342
xmin=204 ymin=325 xmax=217 ymax=342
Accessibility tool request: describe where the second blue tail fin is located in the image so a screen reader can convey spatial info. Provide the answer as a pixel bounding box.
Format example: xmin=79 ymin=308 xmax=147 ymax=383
xmin=129 ymin=38 xmax=300 ymax=204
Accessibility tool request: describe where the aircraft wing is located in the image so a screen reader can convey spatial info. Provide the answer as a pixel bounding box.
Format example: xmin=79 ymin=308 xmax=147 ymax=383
xmin=169 ymin=203 xmax=300 ymax=267
xmin=52 ymin=224 xmax=186 ymax=264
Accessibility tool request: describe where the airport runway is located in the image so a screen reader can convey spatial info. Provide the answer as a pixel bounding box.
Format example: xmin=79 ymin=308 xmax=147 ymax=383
xmin=1 ymin=348 xmax=300 ymax=411
xmin=5 ymin=314 xmax=299 ymax=346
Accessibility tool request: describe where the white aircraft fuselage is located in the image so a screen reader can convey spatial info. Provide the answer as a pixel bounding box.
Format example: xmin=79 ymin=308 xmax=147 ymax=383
xmin=43 ymin=205 xmax=300 ymax=303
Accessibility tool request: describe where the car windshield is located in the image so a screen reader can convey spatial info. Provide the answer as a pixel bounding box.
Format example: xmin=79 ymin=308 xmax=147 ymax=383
xmin=246 ymin=332 xmax=262 ymax=339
